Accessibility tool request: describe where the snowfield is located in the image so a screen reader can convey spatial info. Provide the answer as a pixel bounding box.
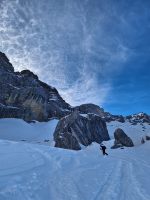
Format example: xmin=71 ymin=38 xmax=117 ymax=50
xmin=0 ymin=140 xmax=150 ymax=200
xmin=0 ymin=119 xmax=150 ymax=200
xmin=0 ymin=118 xmax=58 ymax=145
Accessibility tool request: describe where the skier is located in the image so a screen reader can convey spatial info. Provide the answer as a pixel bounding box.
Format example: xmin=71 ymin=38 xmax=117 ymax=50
xmin=100 ymin=143 xmax=108 ymax=156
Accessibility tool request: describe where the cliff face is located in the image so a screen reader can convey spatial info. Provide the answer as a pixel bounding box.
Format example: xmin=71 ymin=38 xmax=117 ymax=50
xmin=0 ymin=52 xmax=71 ymax=121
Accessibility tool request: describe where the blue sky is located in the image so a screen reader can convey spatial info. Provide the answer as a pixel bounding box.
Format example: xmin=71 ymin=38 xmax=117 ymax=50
xmin=0 ymin=0 xmax=150 ymax=115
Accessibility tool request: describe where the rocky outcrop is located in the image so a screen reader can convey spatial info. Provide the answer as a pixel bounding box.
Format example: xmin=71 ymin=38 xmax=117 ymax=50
xmin=0 ymin=52 xmax=14 ymax=72
xmin=54 ymin=111 xmax=110 ymax=150
xmin=111 ymin=128 xmax=134 ymax=149
xmin=0 ymin=52 xmax=71 ymax=121
xmin=74 ymin=104 xmax=104 ymax=116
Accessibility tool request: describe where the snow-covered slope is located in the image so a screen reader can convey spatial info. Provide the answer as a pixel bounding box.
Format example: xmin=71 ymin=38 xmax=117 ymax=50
xmin=107 ymin=121 xmax=150 ymax=145
xmin=0 ymin=118 xmax=58 ymax=145
xmin=0 ymin=139 xmax=150 ymax=200
xmin=0 ymin=118 xmax=150 ymax=199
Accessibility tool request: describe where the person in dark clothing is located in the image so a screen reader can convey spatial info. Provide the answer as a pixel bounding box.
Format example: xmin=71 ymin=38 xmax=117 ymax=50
xmin=100 ymin=144 xmax=108 ymax=156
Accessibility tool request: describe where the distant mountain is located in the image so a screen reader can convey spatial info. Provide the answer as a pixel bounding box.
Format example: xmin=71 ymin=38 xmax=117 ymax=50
xmin=102 ymin=111 xmax=150 ymax=124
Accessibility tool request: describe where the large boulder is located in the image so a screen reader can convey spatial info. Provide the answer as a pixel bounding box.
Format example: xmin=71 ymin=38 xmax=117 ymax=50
xmin=54 ymin=111 xmax=110 ymax=150
xmin=111 ymin=128 xmax=134 ymax=148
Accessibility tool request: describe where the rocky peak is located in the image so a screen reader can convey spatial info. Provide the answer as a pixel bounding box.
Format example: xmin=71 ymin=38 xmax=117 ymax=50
xmin=0 ymin=52 xmax=14 ymax=72
xmin=20 ymin=70 xmax=38 ymax=80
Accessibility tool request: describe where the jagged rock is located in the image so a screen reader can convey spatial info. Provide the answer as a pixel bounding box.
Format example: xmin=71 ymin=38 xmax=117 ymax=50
xmin=54 ymin=111 xmax=110 ymax=150
xmin=0 ymin=52 xmax=14 ymax=72
xmin=0 ymin=52 xmax=71 ymax=121
xmin=111 ymin=128 xmax=134 ymax=148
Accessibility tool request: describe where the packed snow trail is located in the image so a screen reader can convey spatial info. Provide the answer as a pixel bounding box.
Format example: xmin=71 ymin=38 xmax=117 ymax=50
xmin=0 ymin=140 xmax=150 ymax=200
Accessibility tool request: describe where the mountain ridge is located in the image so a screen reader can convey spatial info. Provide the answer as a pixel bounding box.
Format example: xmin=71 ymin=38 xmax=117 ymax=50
xmin=0 ymin=51 xmax=149 ymax=123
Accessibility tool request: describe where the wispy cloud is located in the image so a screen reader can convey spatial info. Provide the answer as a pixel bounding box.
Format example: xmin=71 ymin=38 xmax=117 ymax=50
xmin=0 ymin=0 xmax=132 ymax=106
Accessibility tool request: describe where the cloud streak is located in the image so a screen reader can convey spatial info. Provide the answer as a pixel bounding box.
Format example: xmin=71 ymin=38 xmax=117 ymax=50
xmin=0 ymin=0 xmax=132 ymax=106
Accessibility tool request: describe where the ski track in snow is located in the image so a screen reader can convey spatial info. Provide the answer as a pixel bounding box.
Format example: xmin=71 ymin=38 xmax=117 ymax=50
xmin=93 ymin=157 xmax=150 ymax=200
xmin=29 ymin=144 xmax=150 ymax=200
xmin=0 ymin=142 xmax=150 ymax=200
xmin=93 ymin=161 xmax=122 ymax=200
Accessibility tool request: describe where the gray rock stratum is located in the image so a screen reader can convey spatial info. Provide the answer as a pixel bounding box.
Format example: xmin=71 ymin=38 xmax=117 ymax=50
xmin=54 ymin=111 xmax=110 ymax=150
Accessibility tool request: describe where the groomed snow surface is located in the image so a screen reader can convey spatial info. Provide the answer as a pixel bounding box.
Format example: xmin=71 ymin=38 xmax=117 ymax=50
xmin=0 ymin=119 xmax=150 ymax=200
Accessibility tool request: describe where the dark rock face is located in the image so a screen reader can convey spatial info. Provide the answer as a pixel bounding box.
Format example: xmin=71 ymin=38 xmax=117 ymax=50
xmin=54 ymin=111 xmax=110 ymax=150
xmin=0 ymin=52 xmax=14 ymax=72
xmin=0 ymin=52 xmax=71 ymax=121
xmin=111 ymin=128 xmax=134 ymax=148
